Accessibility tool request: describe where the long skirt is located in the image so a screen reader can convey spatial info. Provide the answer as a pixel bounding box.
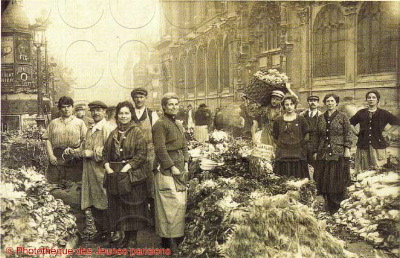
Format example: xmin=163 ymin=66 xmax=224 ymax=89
xmin=355 ymin=146 xmax=387 ymax=173
xmin=314 ymin=157 xmax=350 ymax=194
xmin=194 ymin=125 xmax=209 ymax=143
xmin=273 ymin=159 xmax=309 ymax=179
xmin=107 ymin=180 xmax=147 ymax=232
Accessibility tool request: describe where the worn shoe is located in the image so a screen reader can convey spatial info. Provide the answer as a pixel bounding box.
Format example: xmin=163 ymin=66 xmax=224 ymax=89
xmin=91 ymin=231 xmax=109 ymax=243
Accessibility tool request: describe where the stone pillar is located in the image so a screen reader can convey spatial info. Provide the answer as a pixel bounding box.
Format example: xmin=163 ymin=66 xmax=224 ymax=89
xmin=343 ymin=3 xmax=358 ymax=94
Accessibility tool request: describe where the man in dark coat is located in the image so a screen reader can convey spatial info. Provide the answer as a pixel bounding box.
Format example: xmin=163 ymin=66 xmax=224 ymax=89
xmin=300 ymin=95 xmax=322 ymax=169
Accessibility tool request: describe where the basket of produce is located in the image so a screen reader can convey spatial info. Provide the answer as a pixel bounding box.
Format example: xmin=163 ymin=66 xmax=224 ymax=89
xmin=243 ymin=68 xmax=289 ymax=106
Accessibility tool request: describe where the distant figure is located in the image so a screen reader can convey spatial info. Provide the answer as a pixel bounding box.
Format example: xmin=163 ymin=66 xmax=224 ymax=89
xmin=186 ymin=104 xmax=194 ymax=130
xmin=194 ymin=104 xmax=212 ymax=143
xmin=75 ymin=104 xmax=94 ymax=128
xmin=175 ymin=105 xmax=186 ymax=127
xmin=106 ymin=106 xmax=117 ymax=128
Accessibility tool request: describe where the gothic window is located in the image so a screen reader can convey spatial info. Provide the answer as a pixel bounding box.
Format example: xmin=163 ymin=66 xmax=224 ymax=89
xmin=207 ymin=40 xmax=218 ymax=92
xmin=177 ymin=54 xmax=186 ymax=98
xmin=263 ymin=22 xmax=280 ymax=51
xmin=196 ymin=47 xmax=205 ymax=93
xmin=220 ymin=37 xmax=230 ymax=89
xmin=313 ymin=5 xmax=345 ymax=77
xmin=357 ymin=2 xmax=398 ymax=74
xmin=186 ymin=50 xmax=195 ymax=95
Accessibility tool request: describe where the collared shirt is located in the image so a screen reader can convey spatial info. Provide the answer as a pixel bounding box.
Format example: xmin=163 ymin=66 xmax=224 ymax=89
xmin=135 ymin=106 xmax=146 ymax=121
xmin=90 ymin=118 xmax=105 ymax=134
xmin=44 ymin=115 xmax=87 ymax=148
xmin=307 ymin=109 xmax=318 ymax=118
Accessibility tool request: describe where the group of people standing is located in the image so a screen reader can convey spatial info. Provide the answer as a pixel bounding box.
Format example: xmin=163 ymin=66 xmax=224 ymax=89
xmin=44 ymin=89 xmax=188 ymax=251
xmin=252 ymin=88 xmax=399 ymax=214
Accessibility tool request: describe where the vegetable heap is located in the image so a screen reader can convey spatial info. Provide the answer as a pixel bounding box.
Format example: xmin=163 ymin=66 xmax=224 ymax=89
xmin=180 ymin=135 xmax=356 ymax=257
xmin=333 ymin=169 xmax=400 ymax=256
xmin=1 ymin=167 xmax=78 ymax=250
xmin=243 ymin=68 xmax=289 ymax=106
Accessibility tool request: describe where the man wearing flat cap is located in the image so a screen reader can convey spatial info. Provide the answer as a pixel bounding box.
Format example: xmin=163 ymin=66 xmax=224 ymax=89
xmin=81 ymin=100 xmax=116 ymax=244
xmin=130 ymin=87 xmax=159 ymax=226
xmin=75 ymin=103 xmax=94 ymax=128
xmin=300 ymin=95 xmax=322 ymax=169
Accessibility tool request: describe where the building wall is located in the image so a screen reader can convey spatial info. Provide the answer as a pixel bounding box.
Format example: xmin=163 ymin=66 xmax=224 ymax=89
xmin=156 ymin=1 xmax=399 ymax=113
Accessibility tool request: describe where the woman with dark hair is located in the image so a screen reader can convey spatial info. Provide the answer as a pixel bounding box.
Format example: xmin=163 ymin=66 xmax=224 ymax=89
xmin=103 ymin=101 xmax=148 ymax=248
xmin=272 ymin=95 xmax=309 ymax=178
xmin=44 ymin=96 xmax=87 ymax=183
xmin=350 ymin=90 xmax=400 ymax=172
xmin=314 ymin=93 xmax=352 ymax=214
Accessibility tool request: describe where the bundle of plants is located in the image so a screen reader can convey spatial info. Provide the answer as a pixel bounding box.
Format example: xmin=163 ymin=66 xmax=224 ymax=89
xmin=1 ymin=167 xmax=77 ymax=250
xmin=333 ymin=169 xmax=400 ymax=255
xmin=1 ymin=129 xmax=48 ymax=174
xmin=243 ymin=69 xmax=289 ymax=106
xmin=221 ymin=193 xmax=357 ymax=258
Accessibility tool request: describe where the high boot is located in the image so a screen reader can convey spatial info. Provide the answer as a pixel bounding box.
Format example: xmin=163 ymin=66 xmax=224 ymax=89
xmin=127 ymin=231 xmax=138 ymax=249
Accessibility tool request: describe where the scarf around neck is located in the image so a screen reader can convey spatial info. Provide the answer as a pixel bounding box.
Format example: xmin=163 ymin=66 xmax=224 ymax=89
xmin=117 ymin=120 xmax=135 ymax=132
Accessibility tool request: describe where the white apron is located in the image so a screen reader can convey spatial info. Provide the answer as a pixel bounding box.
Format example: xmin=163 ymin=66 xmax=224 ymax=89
xmin=154 ymin=171 xmax=187 ymax=238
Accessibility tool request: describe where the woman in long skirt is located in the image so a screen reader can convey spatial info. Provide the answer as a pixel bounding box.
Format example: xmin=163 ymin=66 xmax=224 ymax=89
xmin=272 ymin=95 xmax=309 ymax=179
xmin=350 ymin=90 xmax=400 ymax=173
xmin=314 ymin=94 xmax=352 ymax=214
xmin=103 ymin=101 xmax=148 ymax=248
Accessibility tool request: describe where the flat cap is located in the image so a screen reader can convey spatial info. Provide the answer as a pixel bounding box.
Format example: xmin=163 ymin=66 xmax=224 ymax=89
xmin=307 ymin=95 xmax=320 ymax=101
xmin=88 ymin=101 xmax=108 ymax=110
xmin=131 ymin=87 xmax=148 ymax=97
xmin=74 ymin=104 xmax=86 ymax=111
xmin=271 ymin=90 xmax=285 ymax=99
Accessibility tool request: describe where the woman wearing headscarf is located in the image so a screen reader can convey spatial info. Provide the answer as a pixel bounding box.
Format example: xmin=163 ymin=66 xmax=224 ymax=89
xmin=314 ymin=93 xmax=352 ymax=214
xmin=103 ymin=101 xmax=148 ymax=248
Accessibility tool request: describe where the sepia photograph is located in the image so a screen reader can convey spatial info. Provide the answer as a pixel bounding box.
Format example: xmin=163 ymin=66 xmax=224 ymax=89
xmin=1 ymin=0 xmax=400 ymax=257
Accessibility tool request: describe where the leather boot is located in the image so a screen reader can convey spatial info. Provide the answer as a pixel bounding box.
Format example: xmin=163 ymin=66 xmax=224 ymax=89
xmin=127 ymin=231 xmax=138 ymax=249
xmin=116 ymin=231 xmax=129 ymax=248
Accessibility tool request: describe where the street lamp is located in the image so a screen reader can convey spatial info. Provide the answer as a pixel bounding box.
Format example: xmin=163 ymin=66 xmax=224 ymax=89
xmin=32 ymin=27 xmax=46 ymax=128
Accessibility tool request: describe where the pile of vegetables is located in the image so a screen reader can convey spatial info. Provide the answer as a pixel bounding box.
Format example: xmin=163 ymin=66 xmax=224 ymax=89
xmin=222 ymin=193 xmax=357 ymax=258
xmin=1 ymin=129 xmax=48 ymax=173
xmin=243 ymin=68 xmax=289 ymax=106
xmin=180 ymin=133 xmax=358 ymax=257
xmin=1 ymin=167 xmax=77 ymax=250
xmin=333 ymin=169 xmax=400 ymax=255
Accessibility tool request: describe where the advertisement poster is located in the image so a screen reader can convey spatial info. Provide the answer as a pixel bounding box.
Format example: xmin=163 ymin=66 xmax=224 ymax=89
xmin=1 ymin=1 xmax=399 ymax=258
xmin=1 ymin=35 xmax=14 ymax=64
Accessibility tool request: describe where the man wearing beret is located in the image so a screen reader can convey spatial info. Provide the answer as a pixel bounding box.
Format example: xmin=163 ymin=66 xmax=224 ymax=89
xmin=130 ymin=87 xmax=159 ymax=227
xmin=81 ymin=101 xmax=116 ymax=244
xmin=300 ymin=95 xmax=322 ymax=169
xmin=75 ymin=103 xmax=94 ymax=128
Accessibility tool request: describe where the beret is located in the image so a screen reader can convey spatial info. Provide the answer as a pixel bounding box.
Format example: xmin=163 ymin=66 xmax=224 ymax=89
xmin=131 ymin=87 xmax=148 ymax=97
xmin=88 ymin=101 xmax=108 ymax=109
xmin=307 ymin=95 xmax=320 ymax=101
xmin=74 ymin=104 xmax=86 ymax=111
